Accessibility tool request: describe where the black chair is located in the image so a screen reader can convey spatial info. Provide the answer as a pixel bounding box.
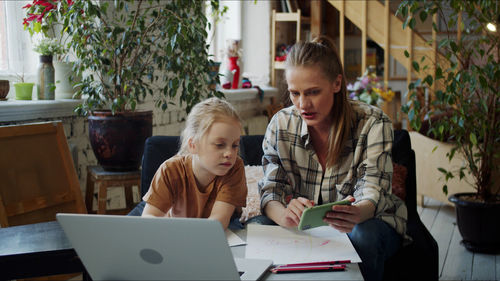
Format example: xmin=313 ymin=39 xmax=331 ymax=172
xmin=128 ymin=136 xmax=181 ymax=216
xmin=383 ymin=130 xmax=439 ymax=280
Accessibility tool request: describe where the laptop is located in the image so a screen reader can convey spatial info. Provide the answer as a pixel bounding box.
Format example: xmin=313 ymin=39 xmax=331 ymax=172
xmin=57 ymin=213 xmax=272 ymax=280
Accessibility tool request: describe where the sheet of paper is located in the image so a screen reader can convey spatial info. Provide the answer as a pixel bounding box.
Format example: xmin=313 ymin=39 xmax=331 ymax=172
xmin=245 ymin=224 xmax=361 ymax=264
xmin=225 ymin=229 xmax=246 ymax=247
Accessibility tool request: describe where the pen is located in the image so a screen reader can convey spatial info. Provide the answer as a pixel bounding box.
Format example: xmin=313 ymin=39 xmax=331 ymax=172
xmin=271 ymin=264 xmax=346 ymax=273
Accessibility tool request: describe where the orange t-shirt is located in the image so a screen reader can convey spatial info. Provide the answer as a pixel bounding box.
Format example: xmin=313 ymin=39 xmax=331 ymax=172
xmin=142 ymin=154 xmax=247 ymax=218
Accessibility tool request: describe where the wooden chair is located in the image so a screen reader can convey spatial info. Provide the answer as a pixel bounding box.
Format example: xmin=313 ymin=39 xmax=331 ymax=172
xmin=0 ymin=121 xmax=86 ymax=227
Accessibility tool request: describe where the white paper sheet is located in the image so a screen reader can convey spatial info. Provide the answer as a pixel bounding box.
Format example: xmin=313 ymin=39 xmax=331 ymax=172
xmin=225 ymin=229 xmax=246 ymax=247
xmin=245 ymin=224 xmax=361 ymax=264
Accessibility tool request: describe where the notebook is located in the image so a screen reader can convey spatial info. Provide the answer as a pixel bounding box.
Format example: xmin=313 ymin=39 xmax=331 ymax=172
xmin=57 ymin=213 xmax=272 ymax=280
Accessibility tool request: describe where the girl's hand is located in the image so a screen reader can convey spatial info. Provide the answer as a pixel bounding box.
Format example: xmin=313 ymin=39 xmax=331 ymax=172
xmin=323 ymin=196 xmax=374 ymax=233
xmin=279 ymin=197 xmax=314 ymax=228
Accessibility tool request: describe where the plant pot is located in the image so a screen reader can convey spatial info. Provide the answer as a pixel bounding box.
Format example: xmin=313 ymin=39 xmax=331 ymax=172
xmin=14 ymin=83 xmax=35 ymax=100
xmin=54 ymin=61 xmax=80 ymax=99
xmin=0 ymin=80 xmax=9 ymax=100
xmin=88 ymin=110 xmax=153 ymax=171
xmin=448 ymin=192 xmax=500 ymax=254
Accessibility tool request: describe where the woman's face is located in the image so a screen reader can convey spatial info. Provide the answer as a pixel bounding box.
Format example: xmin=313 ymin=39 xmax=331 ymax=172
xmin=286 ymin=65 xmax=342 ymax=130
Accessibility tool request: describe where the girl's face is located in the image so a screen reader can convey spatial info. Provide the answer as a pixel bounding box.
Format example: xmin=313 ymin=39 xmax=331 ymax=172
xmin=286 ymin=65 xmax=342 ymax=130
xmin=190 ymin=119 xmax=241 ymax=183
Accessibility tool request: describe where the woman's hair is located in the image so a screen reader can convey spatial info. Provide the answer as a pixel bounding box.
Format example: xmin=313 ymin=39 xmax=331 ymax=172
xmin=285 ymin=35 xmax=354 ymax=167
xmin=178 ymin=97 xmax=242 ymax=156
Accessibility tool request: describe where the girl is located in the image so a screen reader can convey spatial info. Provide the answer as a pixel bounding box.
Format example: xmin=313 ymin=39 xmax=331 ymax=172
xmin=257 ymin=36 xmax=409 ymax=280
xmin=142 ymin=97 xmax=247 ymax=229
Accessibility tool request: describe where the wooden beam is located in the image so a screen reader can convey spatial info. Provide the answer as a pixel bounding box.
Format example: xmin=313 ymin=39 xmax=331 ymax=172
xmin=339 ymin=1 xmax=345 ymax=66
xmin=271 ymin=10 xmax=276 ymax=87
xmin=310 ymin=0 xmax=322 ymax=38
xmin=384 ymin=0 xmax=390 ymax=90
xmin=361 ymin=0 xmax=367 ymax=75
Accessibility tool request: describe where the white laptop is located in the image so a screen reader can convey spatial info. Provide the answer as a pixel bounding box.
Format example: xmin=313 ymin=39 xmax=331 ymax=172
xmin=57 ymin=213 xmax=272 ymax=280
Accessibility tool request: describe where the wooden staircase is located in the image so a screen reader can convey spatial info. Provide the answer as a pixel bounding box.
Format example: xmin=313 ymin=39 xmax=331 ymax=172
xmin=327 ymin=0 xmax=452 ymax=95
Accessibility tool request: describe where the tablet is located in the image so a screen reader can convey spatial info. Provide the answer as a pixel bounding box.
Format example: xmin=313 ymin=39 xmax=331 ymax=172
xmin=298 ymin=199 xmax=352 ymax=231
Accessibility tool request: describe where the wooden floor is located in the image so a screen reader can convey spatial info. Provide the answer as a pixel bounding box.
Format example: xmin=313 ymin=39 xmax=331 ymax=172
xmin=417 ymin=196 xmax=500 ymax=281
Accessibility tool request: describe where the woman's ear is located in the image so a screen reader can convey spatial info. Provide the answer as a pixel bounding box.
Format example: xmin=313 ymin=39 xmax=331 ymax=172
xmin=188 ymin=137 xmax=197 ymax=154
xmin=332 ymin=74 xmax=342 ymax=94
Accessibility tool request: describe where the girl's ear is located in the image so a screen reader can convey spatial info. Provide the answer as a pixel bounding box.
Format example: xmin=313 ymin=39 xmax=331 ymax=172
xmin=332 ymin=74 xmax=342 ymax=94
xmin=188 ymin=137 xmax=197 ymax=154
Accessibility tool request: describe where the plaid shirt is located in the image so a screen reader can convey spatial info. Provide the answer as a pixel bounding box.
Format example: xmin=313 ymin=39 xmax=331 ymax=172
xmin=258 ymin=100 xmax=408 ymax=238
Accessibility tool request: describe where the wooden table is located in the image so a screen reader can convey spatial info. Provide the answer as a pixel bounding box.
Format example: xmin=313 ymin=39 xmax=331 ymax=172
xmin=0 ymin=221 xmax=89 ymax=280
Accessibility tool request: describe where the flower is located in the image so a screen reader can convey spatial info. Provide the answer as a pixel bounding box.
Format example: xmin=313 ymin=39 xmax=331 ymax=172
xmin=22 ymin=0 xmax=73 ymax=37
xmin=33 ymin=37 xmax=64 ymax=56
xmin=347 ymin=68 xmax=395 ymax=106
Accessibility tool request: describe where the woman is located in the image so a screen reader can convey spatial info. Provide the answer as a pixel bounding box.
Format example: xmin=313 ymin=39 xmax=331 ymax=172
xmin=257 ymin=36 xmax=408 ymax=280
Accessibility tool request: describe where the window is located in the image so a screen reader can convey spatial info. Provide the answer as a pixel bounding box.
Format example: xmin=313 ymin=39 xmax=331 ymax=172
xmin=0 ymin=0 xmax=37 ymax=83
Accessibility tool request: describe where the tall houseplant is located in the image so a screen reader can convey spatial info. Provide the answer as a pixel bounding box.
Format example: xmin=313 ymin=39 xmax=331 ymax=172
xmin=61 ymin=0 xmax=223 ymax=171
xmin=398 ymin=0 xmax=500 ymax=253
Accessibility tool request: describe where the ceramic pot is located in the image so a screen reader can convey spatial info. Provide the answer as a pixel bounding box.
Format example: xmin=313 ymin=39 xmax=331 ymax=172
xmin=14 ymin=83 xmax=35 ymax=100
xmin=449 ymin=192 xmax=500 ymax=254
xmin=37 ymin=55 xmax=55 ymax=100
xmin=54 ymin=61 xmax=78 ymax=99
xmin=0 ymin=80 xmax=9 ymax=100
xmin=88 ymin=110 xmax=153 ymax=171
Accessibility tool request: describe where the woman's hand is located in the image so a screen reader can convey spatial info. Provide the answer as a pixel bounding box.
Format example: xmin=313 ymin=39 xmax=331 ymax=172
xmin=323 ymin=196 xmax=375 ymax=233
xmin=265 ymin=197 xmax=314 ymax=228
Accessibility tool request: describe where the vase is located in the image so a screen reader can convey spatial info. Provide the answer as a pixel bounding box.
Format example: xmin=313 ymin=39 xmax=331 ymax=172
xmin=37 ymin=55 xmax=55 ymax=100
xmin=228 ymin=56 xmax=240 ymax=89
xmin=54 ymin=61 xmax=79 ymax=99
xmin=14 ymin=83 xmax=35 ymax=100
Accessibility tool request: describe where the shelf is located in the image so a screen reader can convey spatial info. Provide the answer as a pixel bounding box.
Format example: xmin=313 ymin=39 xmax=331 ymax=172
xmin=275 ymin=12 xmax=310 ymax=24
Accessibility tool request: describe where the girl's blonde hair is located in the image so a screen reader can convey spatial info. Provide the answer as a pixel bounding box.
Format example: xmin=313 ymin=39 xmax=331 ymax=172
xmin=178 ymin=97 xmax=242 ymax=156
xmin=285 ymin=35 xmax=354 ymax=167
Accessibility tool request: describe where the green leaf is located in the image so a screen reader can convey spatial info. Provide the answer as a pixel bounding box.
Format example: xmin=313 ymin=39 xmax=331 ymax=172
xmin=443 ymin=185 xmax=448 ymax=195
xmin=424 ymin=75 xmax=433 ymax=86
xmin=419 ymin=11 xmax=428 ymax=22
xmin=404 ymin=50 xmax=410 ymax=58
xmin=409 ymin=18 xmax=416 ymax=29
xmin=470 ymin=133 xmax=477 ymax=145
xmin=412 ymin=61 xmax=420 ymax=72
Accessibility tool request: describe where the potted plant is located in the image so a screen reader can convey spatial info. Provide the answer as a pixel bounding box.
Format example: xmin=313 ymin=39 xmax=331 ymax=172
xmin=398 ymin=0 xmax=500 ymax=253
xmin=23 ymin=0 xmax=80 ymax=99
xmin=13 ymin=72 xmax=35 ymax=101
xmin=59 ymin=0 xmax=223 ymax=171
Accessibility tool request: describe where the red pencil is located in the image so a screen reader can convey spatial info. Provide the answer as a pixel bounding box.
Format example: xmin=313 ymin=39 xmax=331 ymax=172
xmin=271 ymin=264 xmax=346 ymax=273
